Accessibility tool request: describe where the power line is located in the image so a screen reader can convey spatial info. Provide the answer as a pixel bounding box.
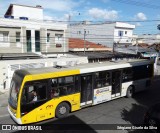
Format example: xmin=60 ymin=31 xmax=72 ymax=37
xmin=112 ymin=0 xmax=160 ymax=9
xmin=1 ymin=16 xmax=160 ymax=23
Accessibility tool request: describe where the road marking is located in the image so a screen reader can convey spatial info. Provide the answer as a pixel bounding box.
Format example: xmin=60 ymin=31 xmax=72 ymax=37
xmin=0 ymin=114 xmax=9 ymax=118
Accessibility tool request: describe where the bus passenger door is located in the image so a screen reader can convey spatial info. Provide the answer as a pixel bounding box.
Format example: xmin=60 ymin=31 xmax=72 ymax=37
xmin=80 ymin=75 xmax=93 ymax=106
xmin=111 ymin=70 xmax=122 ymax=98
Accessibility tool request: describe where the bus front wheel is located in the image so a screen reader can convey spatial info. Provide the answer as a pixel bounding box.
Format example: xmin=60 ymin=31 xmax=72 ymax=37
xmin=55 ymin=102 xmax=70 ymax=118
xmin=126 ymin=86 xmax=134 ymax=98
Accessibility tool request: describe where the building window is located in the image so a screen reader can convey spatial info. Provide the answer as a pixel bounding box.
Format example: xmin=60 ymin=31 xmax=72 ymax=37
xmin=118 ymin=31 xmax=123 ymax=37
xmin=55 ymin=34 xmax=63 ymax=40
xmin=16 ymin=32 xmax=20 ymax=42
xmin=55 ymin=34 xmax=63 ymax=46
xmin=125 ymin=31 xmax=127 ymax=34
xmin=0 ymin=31 xmax=9 ymax=42
xmin=77 ymin=31 xmax=81 ymax=34
xmin=47 ymin=33 xmax=50 ymax=43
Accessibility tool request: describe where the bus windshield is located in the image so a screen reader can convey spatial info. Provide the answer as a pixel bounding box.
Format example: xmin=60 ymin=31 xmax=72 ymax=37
xmin=9 ymin=72 xmax=23 ymax=109
xmin=10 ymin=80 xmax=20 ymax=108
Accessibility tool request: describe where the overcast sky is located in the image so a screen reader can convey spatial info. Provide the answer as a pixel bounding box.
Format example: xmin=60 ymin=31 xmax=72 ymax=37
xmin=0 ymin=0 xmax=160 ymax=34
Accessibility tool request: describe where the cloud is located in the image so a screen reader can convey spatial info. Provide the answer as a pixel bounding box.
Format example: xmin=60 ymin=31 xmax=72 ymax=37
xmin=135 ymin=22 xmax=142 ymax=26
xmin=44 ymin=13 xmax=72 ymax=22
xmin=134 ymin=12 xmax=147 ymax=21
xmin=88 ymin=8 xmax=119 ymax=20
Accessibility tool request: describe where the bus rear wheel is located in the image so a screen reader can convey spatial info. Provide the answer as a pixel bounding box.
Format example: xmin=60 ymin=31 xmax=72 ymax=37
xmin=126 ymin=86 xmax=134 ymax=98
xmin=55 ymin=102 xmax=70 ymax=118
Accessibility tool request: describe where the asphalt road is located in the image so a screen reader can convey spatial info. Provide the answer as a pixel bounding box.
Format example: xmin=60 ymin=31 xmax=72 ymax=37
xmin=0 ymin=77 xmax=160 ymax=133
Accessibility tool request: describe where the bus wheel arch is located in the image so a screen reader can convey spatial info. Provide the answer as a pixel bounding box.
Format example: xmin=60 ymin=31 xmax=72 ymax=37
xmin=55 ymin=101 xmax=71 ymax=118
xmin=126 ymin=85 xmax=135 ymax=98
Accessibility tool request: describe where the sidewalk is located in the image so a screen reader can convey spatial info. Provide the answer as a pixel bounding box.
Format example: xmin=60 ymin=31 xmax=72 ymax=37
xmin=0 ymin=90 xmax=9 ymax=117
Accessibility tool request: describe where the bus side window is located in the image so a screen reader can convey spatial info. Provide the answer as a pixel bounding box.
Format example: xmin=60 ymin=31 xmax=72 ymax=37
xmin=95 ymin=71 xmax=111 ymax=88
xmin=51 ymin=88 xmax=60 ymax=98
xmin=64 ymin=76 xmax=74 ymax=94
xmin=50 ymin=76 xmax=78 ymax=98
xmin=51 ymin=79 xmax=58 ymax=88
xmin=104 ymin=72 xmax=111 ymax=86
xmin=123 ymin=68 xmax=133 ymax=82
xmin=75 ymin=76 xmax=80 ymax=93
xmin=27 ymin=86 xmax=35 ymax=103
xmin=22 ymin=81 xmax=47 ymax=104
xmin=21 ymin=87 xmax=27 ymax=104
xmin=95 ymin=72 xmax=101 ymax=88
xmin=36 ymin=84 xmax=47 ymax=100
xmin=59 ymin=76 xmax=74 ymax=96
xmin=50 ymin=78 xmax=60 ymax=98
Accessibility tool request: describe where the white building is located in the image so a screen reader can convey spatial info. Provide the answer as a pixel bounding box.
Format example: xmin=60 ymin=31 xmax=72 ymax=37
xmin=0 ymin=4 xmax=68 ymax=53
xmin=70 ymin=22 xmax=135 ymax=48
xmin=138 ymin=34 xmax=160 ymax=45
xmin=4 ymin=4 xmax=43 ymax=20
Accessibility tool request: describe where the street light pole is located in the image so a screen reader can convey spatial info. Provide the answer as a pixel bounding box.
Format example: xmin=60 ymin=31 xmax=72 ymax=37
xmin=84 ymin=29 xmax=86 ymax=55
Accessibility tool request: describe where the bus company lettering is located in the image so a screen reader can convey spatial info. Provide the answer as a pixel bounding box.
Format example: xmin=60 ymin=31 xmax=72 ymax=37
xmin=96 ymin=87 xmax=109 ymax=95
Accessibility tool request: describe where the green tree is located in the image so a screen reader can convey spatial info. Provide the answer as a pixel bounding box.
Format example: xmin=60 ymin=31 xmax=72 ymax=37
xmin=157 ymin=24 xmax=160 ymax=30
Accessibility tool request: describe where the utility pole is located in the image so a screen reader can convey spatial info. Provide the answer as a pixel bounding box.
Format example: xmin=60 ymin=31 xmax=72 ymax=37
xmin=84 ymin=29 xmax=86 ymax=55
xmin=136 ymin=38 xmax=138 ymax=54
xmin=113 ymin=41 xmax=118 ymax=54
xmin=113 ymin=42 xmax=116 ymax=54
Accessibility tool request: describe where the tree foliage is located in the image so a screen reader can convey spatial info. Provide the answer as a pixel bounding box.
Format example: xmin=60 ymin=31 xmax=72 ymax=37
xmin=157 ymin=24 xmax=160 ymax=30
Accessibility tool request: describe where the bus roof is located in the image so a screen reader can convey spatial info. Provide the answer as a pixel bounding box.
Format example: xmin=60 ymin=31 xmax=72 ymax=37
xmin=15 ymin=59 xmax=153 ymax=77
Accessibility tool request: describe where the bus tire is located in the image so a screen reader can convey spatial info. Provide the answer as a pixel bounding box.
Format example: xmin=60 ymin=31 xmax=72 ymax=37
xmin=55 ymin=102 xmax=70 ymax=118
xmin=126 ymin=86 xmax=134 ymax=98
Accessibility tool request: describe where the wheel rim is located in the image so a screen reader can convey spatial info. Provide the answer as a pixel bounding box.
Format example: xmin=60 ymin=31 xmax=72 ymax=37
xmin=59 ymin=106 xmax=67 ymax=115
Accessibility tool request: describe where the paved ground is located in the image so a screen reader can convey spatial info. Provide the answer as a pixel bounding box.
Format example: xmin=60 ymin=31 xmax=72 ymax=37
xmin=0 ymin=91 xmax=9 ymax=118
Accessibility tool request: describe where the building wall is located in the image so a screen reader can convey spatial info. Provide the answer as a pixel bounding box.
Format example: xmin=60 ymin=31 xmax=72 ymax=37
xmin=138 ymin=34 xmax=160 ymax=45
xmin=114 ymin=28 xmax=134 ymax=44
xmin=70 ymin=22 xmax=135 ymax=48
xmin=0 ymin=18 xmax=68 ymax=53
xmin=44 ymin=29 xmax=68 ymax=53
xmin=0 ymin=27 xmax=22 ymax=53
xmin=12 ymin=5 xmax=43 ymax=20
xmin=70 ymin=23 xmax=115 ymax=48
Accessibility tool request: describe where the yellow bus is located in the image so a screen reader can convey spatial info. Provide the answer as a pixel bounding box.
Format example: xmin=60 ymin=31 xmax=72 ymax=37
xmin=8 ymin=59 xmax=154 ymax=124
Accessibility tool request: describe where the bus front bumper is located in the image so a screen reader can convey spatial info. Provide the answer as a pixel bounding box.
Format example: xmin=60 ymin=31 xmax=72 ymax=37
xmin=8 ymin=105 xmax=22 ymax=125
